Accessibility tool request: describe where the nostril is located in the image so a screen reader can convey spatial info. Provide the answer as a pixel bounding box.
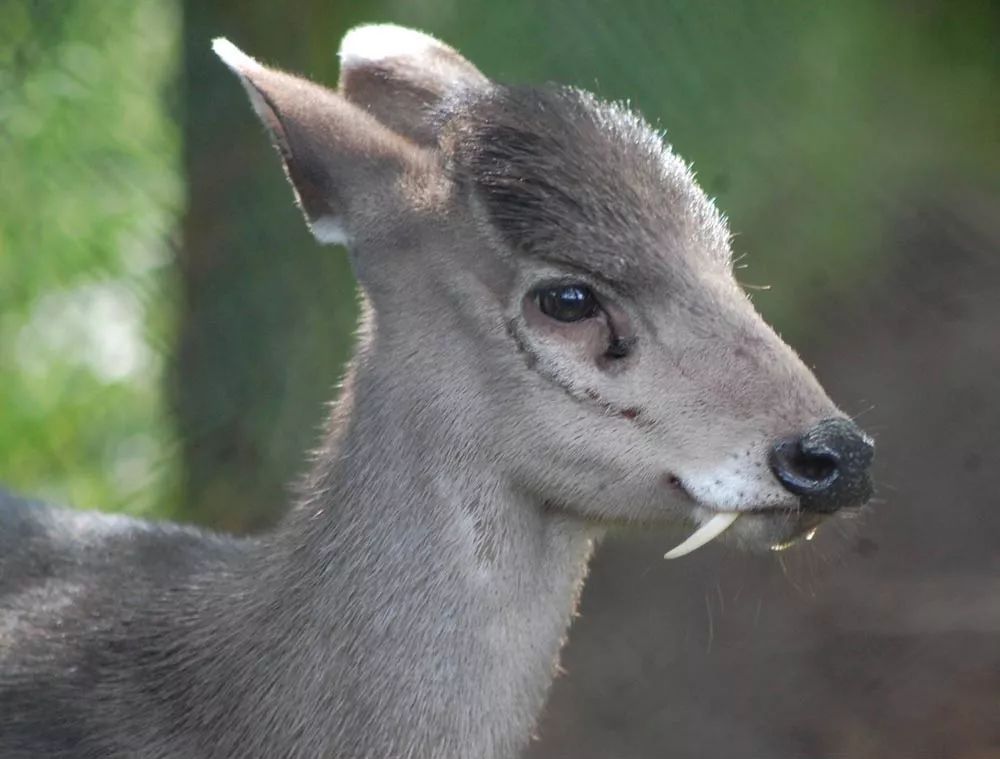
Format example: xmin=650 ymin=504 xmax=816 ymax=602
xmin=769 ymin=437 xmax=839 ymax=496
xmin=793 ymin=450 xmax=838 ymax=483
xmin=770 ymin=418 xmax=875 ymax=513
xmin=802 ymin=418 xmax=875 ymax=475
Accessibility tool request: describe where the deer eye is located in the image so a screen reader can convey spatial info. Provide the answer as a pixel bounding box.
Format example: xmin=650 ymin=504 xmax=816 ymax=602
xmin=537 ymin=285 xmax=600 ymax=322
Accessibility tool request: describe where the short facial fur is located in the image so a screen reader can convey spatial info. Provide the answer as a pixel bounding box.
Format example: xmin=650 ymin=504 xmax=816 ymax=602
xmin=307 ymin=34 xmax=857 ymax=550
xmin=0 ymin=24 xmax=873 ymax=759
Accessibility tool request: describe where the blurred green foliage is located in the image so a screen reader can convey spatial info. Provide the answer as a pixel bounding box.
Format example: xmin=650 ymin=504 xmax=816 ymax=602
xmin=1 ymin=1 xmax=996 ymax=523
xmin=395 ymin=0 xmax=997 ymax=329
xmin=1 ymin=1 xmax=181 ymax=515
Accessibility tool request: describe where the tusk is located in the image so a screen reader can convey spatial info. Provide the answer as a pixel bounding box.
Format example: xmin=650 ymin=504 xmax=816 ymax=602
xmin=664 ymin=512 xmax=740 ymax=559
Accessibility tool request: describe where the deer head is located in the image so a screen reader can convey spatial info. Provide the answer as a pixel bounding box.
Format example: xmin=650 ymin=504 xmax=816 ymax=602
xmin=213 ymin=25 xmax=873 ymax=560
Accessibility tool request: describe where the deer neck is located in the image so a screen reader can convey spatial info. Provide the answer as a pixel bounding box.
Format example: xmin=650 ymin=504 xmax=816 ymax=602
xmin=243 ymin=323 xmax=599 ymax=758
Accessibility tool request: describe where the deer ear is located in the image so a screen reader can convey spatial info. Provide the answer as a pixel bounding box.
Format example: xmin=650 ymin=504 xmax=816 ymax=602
xmin=337 ymin=25 xmax=490 ymax=147
xmin=213 ymin=38 xmax=422 ymax=246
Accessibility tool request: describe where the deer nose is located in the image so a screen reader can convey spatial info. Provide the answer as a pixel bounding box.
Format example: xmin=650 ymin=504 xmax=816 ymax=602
xmin=769 ymin=418 xmax=874 ymax=513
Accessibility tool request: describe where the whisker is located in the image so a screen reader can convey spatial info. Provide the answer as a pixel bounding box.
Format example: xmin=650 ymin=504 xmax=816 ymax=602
xmin=846 ymin=403 xmax=877 ymax=422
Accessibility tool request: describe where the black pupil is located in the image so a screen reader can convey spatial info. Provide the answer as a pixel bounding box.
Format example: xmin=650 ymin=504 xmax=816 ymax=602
xmin=539 ymin=286 xmax=597 ymax=322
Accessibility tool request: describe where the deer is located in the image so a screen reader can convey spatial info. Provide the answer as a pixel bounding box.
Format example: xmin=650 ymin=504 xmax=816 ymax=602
xmin=0 ymin=24 xmax=874 ymax=759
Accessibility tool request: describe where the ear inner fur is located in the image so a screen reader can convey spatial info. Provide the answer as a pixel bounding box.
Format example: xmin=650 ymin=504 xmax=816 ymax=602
xmin=213 ymin=37 xmax=428 ymax=243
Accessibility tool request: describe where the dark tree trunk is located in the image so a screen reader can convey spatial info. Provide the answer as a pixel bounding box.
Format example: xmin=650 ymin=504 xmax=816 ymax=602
xmin=172 ymin=2 xmax=373 ymax=532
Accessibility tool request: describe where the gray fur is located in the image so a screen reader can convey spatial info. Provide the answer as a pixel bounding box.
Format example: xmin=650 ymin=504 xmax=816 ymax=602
xmin=0 ymin=24 xmax=869 ymax=758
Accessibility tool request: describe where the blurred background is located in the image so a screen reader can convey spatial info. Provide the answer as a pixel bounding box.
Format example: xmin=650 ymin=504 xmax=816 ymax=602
xmin=2 ymin=1 xmax=997 ymax=756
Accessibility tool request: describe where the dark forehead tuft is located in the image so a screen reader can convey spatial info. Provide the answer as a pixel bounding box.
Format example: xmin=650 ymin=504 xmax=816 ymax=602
xmin=441 ymin=85 xmax=731 ymax=286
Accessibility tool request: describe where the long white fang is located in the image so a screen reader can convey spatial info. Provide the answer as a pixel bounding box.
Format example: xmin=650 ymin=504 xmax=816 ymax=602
xmin=664 ymin=512 xmax=740 ymax=559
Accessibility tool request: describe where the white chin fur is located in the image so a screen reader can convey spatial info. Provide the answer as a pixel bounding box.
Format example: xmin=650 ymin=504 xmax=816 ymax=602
xmin=681 ymin=464 xmax=792 ymax=513
xmin=339 ymin=24 xmax=443 ymax=68
xmin=664 ymin=512 xmax=740 ymax=559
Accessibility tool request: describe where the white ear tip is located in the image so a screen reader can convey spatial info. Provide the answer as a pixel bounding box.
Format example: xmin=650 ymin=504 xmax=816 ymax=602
xmin=212 ymin=37 xmax=263 ymax=75
xmin=339 ymin=24 xmax=444 ymax=68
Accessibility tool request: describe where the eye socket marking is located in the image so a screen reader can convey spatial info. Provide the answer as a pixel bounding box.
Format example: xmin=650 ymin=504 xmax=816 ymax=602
xmin=605 ymin=336 xmax=634 ymax=360
xmin=537 ymin=285 xmax=599 ymax=322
